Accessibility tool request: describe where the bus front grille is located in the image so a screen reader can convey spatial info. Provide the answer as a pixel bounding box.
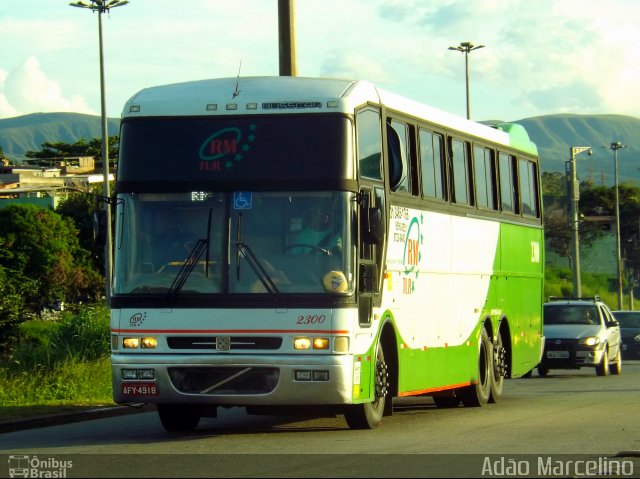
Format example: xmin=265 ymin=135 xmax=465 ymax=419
xmin=167 ymin=336 xmax=283 ymax=350
xmin=168 ymin=366 xmax=279 ymax=395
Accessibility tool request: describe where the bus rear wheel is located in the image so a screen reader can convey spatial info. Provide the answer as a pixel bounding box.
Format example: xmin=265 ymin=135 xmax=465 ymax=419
xmin=460 ymin=328 xmax=491 ymax=407
xmin=489 ymin=328 xmax=506 ymax=403
xmin=157 ymin=404 xmax=201 ymax=432
xmin=344 ymin=345 xmax=389 ymax=429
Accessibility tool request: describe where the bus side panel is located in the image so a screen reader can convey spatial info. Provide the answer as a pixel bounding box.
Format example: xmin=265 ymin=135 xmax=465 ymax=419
xmin=495 ymin=222 xmax=544 ymax=376
xmin=385 ymin=208 xmax=499 ymax=395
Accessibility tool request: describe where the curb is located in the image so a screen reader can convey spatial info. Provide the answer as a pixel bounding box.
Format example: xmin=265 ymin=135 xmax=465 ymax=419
xmin=0 ymin=404 xmax=151 ymax=434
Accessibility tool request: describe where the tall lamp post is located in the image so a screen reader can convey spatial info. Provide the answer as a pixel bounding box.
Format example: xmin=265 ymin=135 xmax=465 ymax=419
xmin=607 ymin=141 xmax=627 ymax=309
xmin=278 ymin=0 xmax=297 ymax=76
xmin=568 ymin=146 xmax=592 ymax=297
xmin=448 ymin=41 xmax=484 ymax=120
xmin=70 ymin=0 xmax=128 ymax=301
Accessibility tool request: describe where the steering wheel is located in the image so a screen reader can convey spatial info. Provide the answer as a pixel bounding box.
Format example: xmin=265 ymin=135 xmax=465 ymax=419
xmin=284 ymin=243 xmax=332 ymax=256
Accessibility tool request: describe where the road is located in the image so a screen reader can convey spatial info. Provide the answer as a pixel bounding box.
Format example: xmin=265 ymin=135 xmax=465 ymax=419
xmin=1 ymin=362 xmax=639 ymax=478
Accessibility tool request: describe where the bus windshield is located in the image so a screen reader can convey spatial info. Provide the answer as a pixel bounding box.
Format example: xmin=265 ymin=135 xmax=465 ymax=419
xmin=113 ymin=191 xmax=355 ymax=296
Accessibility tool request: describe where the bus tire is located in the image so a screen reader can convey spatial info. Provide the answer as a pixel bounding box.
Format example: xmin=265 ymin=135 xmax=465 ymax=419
xmin=157 ymin=404 xmax=201 ymax=432
xmin=344 ymin=345 xmax=388 ymax=429
xmin=489 ymin=328 xmax=506 ymax=403
xmin=460 ymin=328 xmax=491 ymax=407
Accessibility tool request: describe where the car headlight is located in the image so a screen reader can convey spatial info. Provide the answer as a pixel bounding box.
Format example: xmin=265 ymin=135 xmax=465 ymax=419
xmin=578 ymin=336 xmax=600 ymax=346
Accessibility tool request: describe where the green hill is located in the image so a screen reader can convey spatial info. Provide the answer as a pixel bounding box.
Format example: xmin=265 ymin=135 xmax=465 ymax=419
xmin=1 ymin=112 xmax=639 ymax=187
xmin=515 ymin=114 xmax=640 ymax=186
xmin=0 ymin=112 xmax=119 ymax=162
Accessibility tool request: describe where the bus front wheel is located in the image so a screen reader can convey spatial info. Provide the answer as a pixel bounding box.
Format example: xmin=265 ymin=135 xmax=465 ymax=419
xmin=157 ymin=404 xmax=201 ymax=432
xmin=344 ymin=345 xmax=389 ymax=429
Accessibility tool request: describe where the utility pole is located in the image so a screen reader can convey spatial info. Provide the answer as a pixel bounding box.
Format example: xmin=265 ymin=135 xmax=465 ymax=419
xmin=607 ymin=141 xmax=627 ymax=310
xmin=568 ymin=146 xmax=592 ymax=297
xmin=70 ymin=0 xmax=128 ymax=302
xmin=278 ymin=0 xmax=297 ymax=76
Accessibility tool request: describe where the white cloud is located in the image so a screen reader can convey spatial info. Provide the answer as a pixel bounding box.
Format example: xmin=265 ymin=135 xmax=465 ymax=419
xmin=0 ymin=0 xmax=638 ymax=120
xmin=0 ymin=56 xmax=95 ymax=118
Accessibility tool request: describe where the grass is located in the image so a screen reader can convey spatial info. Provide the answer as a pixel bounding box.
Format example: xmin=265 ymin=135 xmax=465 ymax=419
xmin=0 ymin=304 xmax=116 ymax=423
xmin=544 ymin=264 xmax=622 ymax=307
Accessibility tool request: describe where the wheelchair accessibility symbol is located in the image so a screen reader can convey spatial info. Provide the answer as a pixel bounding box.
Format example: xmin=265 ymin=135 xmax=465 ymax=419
xmin=233 ymin=191 xmax=252 ymax=210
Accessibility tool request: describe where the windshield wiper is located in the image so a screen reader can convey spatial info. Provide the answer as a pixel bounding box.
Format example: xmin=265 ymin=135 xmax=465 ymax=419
xmin=167 ymin=208 xmax=214 ymax=302
xmin=167 ymin=238 xmax=208 ymax=300
xmin=236 ymin=241 xmax=280 ymax=295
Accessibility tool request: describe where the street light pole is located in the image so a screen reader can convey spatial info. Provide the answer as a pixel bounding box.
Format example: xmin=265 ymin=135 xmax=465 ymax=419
xmin=568 ymin=146 xmax=592 ymax=297
xmin=607 ymin=141 xmax=627 ymax=310
xmin=278 ymin=0 xmax=297 ymax=76
xmin=448 ymin=41 xmax=484 ymax=120
xmin=70 ymin=0 xmax=128 ymax=302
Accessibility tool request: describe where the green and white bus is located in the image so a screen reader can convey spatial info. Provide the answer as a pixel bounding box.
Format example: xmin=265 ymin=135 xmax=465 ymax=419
xmin=111 ymin=76 xmax=544 ymax=431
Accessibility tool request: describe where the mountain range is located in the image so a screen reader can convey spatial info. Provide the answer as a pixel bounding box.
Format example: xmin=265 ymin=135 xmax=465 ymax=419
xmin=1 ymin=112 xmax=639 ymax=185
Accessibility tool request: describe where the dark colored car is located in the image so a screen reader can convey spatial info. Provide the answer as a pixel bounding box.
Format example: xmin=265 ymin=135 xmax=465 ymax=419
xmin=612 ymin=311 xmax=640 ymax=359
xmin=539 ymin=296 xmax=622 ymax=376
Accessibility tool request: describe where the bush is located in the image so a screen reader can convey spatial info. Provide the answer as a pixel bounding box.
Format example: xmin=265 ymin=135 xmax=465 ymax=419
xmin=6 ymin=304 xmax=110 ymax=372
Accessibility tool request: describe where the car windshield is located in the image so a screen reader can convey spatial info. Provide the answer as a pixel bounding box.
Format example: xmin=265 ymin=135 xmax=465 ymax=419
xmin=544 ymin=304 xmax=599 ymax=325
xmin=613 ymin=312 xmax=640 ymax=328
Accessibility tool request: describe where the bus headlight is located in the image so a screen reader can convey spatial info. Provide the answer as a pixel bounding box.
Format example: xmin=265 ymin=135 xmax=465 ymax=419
xmin=141 ymin=337 xmax=158 ymax=349
xmin=123 ymin=337 xmax=140 ymax=349
xmin=122 ymin=337 xmax=158 ymax=349
xmin=294 ymin=337 xmax=311 ymax=350
xmin=313 ymin=338 xmax=330 ymax=350
xmin=293 ymin=337 xmax=330 ymax=350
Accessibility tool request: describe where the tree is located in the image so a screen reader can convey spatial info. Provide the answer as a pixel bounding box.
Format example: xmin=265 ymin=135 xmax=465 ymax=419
xmin=541 ymin=175 xmax=603 ymax=264
xmin=0 ymin=205 xmax=104 ymax=336
xmin=56 ymin=186 xmax=105 ymax=272
xmin=24 ymin=136 xmax=119 ymax=161
xmin=581 ymin=182 xmax=640 ymax=294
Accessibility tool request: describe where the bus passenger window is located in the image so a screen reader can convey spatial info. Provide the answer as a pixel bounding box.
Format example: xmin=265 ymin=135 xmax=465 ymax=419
xmin=519 ymin=158 xmax=539 ymax=217
xmin=388 ymin=120 xmax=410 ymax=192
xmin=499 ymin=152 xmax=517 ymax=213
xmin=450 ymin=138 xmax=472 ymax=206
xmin=419 ymin=129 xmax=445 ymax=200
xmin=357 ymin=108 xmax=383 ymax=181
xmin=473 ymin=145 xmax=497 ymax=210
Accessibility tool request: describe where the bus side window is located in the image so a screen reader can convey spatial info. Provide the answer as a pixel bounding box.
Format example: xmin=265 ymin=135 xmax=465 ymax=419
xmin=450 ymin=138 xmax=472 ymax=206
xmin=473 ymin=145 xmax=497 ymax=210
xmin=419 ymin=129 xmax=446 ymax=201
xmin=499 ymin=152 xmax=517 ymax=214
xmin=519 ymin=158 xmax=539 ymax=217
xmin=387 ymin=120 xmax=410 ymax=193
xmin=356 ymin=108 xmax=383 ymax=181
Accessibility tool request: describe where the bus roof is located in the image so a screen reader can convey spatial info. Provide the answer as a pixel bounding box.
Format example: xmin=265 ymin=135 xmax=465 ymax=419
xmin=122 ymin=76 xmax=537 ymax=156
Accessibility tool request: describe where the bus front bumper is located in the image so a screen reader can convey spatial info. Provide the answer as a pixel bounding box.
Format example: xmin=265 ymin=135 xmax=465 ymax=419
xmin=111 ymin=353 xmax=357 ymax=406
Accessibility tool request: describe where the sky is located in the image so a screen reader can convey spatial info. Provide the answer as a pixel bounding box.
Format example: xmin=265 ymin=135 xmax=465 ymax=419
xmin=1 ymin=0 xmax=639 ymax=123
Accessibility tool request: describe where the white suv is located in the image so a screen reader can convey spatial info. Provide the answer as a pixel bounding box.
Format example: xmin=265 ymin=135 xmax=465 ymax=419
xmin=539 ymin=296 xmax=622 ymax=376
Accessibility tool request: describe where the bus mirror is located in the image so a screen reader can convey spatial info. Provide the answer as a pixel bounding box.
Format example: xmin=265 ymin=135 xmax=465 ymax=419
xmin=93 ymin=210 xmax=107 ymax=247
xmin=361 ymin=207 xmax=382 ymax=245
xmin=359 ymin=263 xmax=379 ymax=293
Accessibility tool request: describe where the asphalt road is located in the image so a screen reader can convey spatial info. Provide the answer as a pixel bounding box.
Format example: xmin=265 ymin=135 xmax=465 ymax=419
xmin=1 ymin=362 xmax=639 ymax=478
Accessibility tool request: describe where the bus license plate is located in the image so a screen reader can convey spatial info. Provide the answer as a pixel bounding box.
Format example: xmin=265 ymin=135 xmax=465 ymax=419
xmin=121 ymin=383 xmax=159 ymax=396
xmin=547 ymin=351 xmax=569 ymax=359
